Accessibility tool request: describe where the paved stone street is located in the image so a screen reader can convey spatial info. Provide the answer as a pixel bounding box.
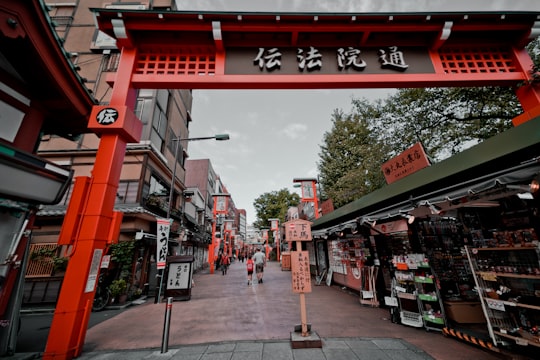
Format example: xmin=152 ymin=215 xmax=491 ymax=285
xmin=77 ymin=260 xmax=503 ymax=360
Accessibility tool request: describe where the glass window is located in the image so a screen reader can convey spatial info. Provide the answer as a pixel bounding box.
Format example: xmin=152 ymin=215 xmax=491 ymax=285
xmin=156 ymin=90 xmax=169 ymax=110
xmin=150 ymin=102 xmax=168 ymax=152
xmin=116 ymin=181 xmax=139 ymax=203
xmin=149 ymin=175 xmax=167 ymax=196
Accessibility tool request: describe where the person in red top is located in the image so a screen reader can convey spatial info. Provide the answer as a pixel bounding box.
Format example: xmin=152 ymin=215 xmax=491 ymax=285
xmin=246 ymin=255 xmax=254 ymax=285
xmin=220 ymin=252 xmax=230 ymax=275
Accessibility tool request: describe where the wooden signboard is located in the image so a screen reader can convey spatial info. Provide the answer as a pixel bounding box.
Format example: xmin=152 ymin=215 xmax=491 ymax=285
xmin=291 ymin=251 xmax=312 ymax=293
xmin=381 ymin=142 xmax=430 ymax=184
xmin=284 ymin=219 xmax=312 ymax=242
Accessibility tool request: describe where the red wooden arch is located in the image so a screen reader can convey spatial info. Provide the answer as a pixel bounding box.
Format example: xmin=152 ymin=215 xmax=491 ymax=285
xmin=93 ymin=10 xmax=540 ymax=123
xmin=90 ymin=10 xmax=540 ymax=120
xmin=45 ymin=9 xmax=540 ymax=359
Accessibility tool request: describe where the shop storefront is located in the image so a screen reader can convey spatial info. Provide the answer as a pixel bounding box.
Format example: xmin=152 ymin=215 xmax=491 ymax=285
xmin=311 ymin=115 xmax=540 ymax=355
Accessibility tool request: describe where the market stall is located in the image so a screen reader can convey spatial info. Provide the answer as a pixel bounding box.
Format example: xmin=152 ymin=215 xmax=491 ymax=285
xmin=311 ymin=115 xmax=540 ymax=355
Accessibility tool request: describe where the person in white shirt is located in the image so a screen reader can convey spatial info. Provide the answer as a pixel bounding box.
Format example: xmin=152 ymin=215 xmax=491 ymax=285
xmin=251 ymin=248 xmax=266 ymax=283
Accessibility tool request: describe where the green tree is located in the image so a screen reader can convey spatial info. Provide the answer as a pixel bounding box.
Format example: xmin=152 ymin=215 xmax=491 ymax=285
xmin=372 ymin=87 xmax=520 ymax=161
xmin=526 ymin=36 xmax=540 ymax=74
xmin=316 ymin=37 xmax=540 ymax=209
xmin=109 ymin=241 xmax=135 ymax=279
xmin=318 ymin=103 xmax=389 ymax=208
xmin=253 ymin=189 xmax=300 ymax=229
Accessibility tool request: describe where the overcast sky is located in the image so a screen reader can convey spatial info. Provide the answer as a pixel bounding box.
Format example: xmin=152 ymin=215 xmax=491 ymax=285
xmin=176 ymin=0 xmax=540 ymax=12
xmin=179 ymin=1 xmax=540 ymax=225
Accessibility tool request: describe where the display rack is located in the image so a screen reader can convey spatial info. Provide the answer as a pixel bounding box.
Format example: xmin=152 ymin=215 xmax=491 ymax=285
xmin=390 ymin=253 xmax=447 ymax=330
xmin=359 ymin=265 xmax=379 ymax=306
xmin=391 ymin=254 xmax=426 ymax=328
xmin=395 ymin=269 xmax=423 ymax=327
xmin=416 ymin=218 xmax=477 ymax=302
xmin=466 ymin=243 xmax=540 ymax=349
xmin=414 ymin=266 xmax=447 ymax=331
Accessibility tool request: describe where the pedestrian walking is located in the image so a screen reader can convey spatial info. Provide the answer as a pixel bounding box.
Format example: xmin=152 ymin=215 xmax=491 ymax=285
xmin=215 ymin=252 xmax=221 ymax=272
xmin=220 ymin=252 xmax=230 ymax=275
xmin=252 ymin=248 xmax=266 ymax=283
xmin=246 ymin=256 xmax=254 ymax=285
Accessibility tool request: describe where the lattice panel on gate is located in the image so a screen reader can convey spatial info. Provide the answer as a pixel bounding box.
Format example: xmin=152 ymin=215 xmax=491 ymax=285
xmin=25 ymin=243 xmax=56 ymax=277
xmin=439 ymin=48 xmax=516 ymax=74
xmin=135 ymin=52 xmax=216 ymax=75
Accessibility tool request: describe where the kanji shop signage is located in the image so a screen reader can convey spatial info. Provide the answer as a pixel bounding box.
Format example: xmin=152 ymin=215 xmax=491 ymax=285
xmin=291 ymin=251 xmax=312 ymax=293
xmin=381 ymin=142 xmax=430 ymax=184
xmin=167 ymin=262 xmax=191 ymax=290
xmin=284 ymin=219 xmax=312 ymax=242
xmin=226 ymin=46 xmax=433 ymax=75
xmin=156 ymin=218 xmax=171 ymax=270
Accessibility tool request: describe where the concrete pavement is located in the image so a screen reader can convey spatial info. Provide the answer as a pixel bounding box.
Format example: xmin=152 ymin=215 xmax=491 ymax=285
xmin=16 ymin=259 xmax=513 ymax=359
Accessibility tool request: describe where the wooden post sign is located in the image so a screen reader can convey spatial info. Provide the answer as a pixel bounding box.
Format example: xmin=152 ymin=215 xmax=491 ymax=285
xmin=284 ymin=219 xmax=312 ymax=242
xmin=284 ymin=219 xmax=313 ymax=338
xmin=291 ymin=251 xmax=311 ymax=294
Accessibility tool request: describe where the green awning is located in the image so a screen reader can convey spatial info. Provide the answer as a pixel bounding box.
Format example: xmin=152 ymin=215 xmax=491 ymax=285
xmin=312 ymin=115 xmax=540 ymax=230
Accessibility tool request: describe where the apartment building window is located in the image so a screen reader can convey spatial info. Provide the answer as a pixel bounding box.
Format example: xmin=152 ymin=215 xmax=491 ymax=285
xmin=150 ymin=104 xmax=167 ymax=152
xmin=166 ymin=130 xmax=180 ymax=162
xmin=135 ymin=97 xmax=151 ymax=127
xmin=148 ymin=90 xmax=170 ymax=153
xmin=116 ymin=181 xmax=139 ymax=204
xmin=148 ymin=175 xmax=167 ymax=196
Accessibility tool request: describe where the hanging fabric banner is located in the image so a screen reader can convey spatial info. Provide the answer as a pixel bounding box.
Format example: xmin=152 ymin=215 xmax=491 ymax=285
xmin=156 ymin=218 xmax=171 ymax=270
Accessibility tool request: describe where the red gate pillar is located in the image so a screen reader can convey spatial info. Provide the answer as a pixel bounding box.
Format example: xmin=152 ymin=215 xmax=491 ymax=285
xmin=43 ymin=48 xmax=142 ymax=360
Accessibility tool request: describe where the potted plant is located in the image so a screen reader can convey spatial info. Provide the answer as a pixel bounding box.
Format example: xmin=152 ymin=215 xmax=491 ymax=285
xmin=52 ymin=256 xmax=69 ymax=274
xmin=31 ymin=246 xmax=69 ymax=275
xmin=109 ymin=279 xmax=127 ymax=304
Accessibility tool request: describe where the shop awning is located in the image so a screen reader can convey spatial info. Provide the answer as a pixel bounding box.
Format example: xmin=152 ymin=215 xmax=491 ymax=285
xmin=312 ymin=115 xmax=540 ymax=232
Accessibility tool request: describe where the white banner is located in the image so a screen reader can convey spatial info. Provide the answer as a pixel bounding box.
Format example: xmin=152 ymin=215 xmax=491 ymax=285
xmin=156 ymin=218 xmax=170 ymax=270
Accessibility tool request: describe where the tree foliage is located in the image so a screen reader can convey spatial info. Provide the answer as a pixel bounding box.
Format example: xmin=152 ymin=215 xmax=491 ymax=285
xmin=251 ymin=39 xmax=540 ymax=219
xmin=318 ymin=38 xmax=540 ymax=209
xmin=253 ymin=189 xmax=300 ymax=228
xmin=372 ymin=86 xmax=520 ymax=161
xmin=318 ymin=104 xmax=389 ymax=208
xmin=526 ymin=37 xmax=540 ymax=75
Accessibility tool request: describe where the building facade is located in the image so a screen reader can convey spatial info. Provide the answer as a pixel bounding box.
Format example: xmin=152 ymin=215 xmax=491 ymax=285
xmin=23 ymin=0 xmax=238 ymax=306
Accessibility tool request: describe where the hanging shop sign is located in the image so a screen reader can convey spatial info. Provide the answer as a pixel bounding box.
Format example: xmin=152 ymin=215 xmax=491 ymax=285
xmin=320 ymin=199 xmax=335 ymax=216
xmin=381 ymin=142 xmax=430 ymax=184
xmin=156 ymin=218 xmax=171 ymax=270
xmin=370 ymin=219 xmax=409 ymax=235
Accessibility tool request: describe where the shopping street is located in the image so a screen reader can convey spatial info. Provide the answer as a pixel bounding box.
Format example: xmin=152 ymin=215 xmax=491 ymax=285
xmin=53 ymin=261 xmax=513 ymax=359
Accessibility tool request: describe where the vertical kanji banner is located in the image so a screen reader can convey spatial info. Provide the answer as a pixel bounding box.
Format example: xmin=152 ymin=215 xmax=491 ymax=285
xmin=156 ymin=218 xmax=170 ymax=270
xmin=291 ymin=250 xmax=312 ymax=293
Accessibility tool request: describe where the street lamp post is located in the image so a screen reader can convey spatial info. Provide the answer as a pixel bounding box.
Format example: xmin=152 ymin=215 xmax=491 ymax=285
xmin=269 ymin=218 xmax=280 ymax=262
xmin=209 ymin=193 xmax=230 ymax=274
xmin=167 ymin=133 xmax=230 ymax=219
xmin=156 ymin=133 xmax=229 ymax=302
xmin=260 ymin=227 xmax=270 ymax=259
xmin=223 ymin=219 xmax=234 ymax=259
